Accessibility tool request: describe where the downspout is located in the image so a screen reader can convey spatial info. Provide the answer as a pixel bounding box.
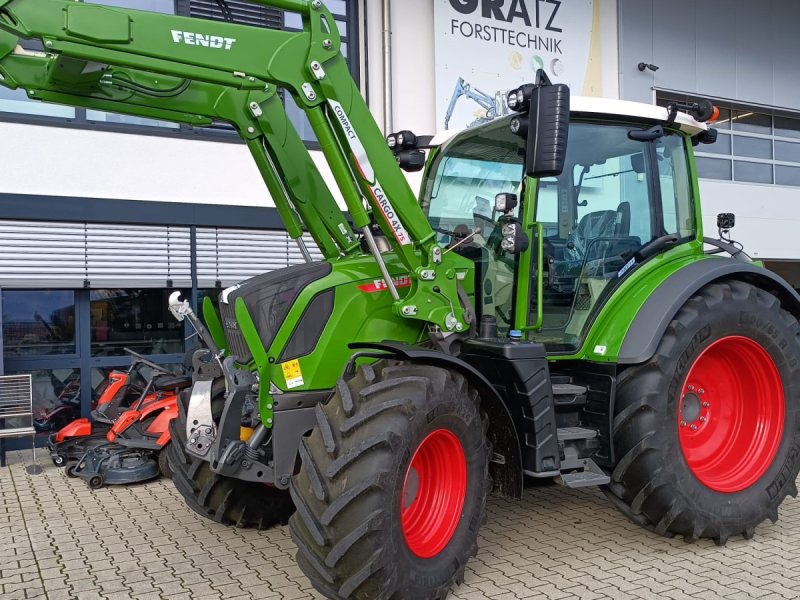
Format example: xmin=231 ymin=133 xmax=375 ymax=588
xmin=382 ymin=0 xmax=393 ymax=134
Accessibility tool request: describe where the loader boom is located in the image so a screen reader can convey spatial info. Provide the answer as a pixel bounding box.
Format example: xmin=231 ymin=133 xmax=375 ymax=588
xmin=0 ymin=0 xmax=469 ymax=332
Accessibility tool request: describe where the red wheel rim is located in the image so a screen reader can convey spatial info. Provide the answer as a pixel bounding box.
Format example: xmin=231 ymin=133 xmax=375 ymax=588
xmin=401 ymin=429 xmax=467 ymax=558
xmin=678 ymin=336 xmax=784 ymax=493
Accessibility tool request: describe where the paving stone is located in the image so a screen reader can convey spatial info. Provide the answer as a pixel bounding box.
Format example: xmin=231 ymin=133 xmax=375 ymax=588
xmin=6 ymin=451 xmax=800 ymax=599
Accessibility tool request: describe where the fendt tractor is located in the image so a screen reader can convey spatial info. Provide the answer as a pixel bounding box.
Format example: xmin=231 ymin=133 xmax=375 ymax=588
xmin=3 ymin=1 xmax=800 ymax=598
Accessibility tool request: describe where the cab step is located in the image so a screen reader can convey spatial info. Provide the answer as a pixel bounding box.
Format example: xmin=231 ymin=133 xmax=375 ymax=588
xmin=552 ymin=382 xmax=588 ymax=407
xmin=557 ymin=459 xmax=611 ymax=488
xmin=557 ymin=426 xmax=597 ymax=441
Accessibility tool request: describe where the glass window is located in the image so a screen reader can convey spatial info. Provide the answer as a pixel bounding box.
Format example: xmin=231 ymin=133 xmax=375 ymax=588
xmin=710 ymin=107 xmax=732 ymax=130
xmin=657 ymin=135 xmax=695 ymax=239
xmin=705 ymin=132 xmax=731 ymax=155
xmin=775 ymin=116 xmax=800 ymax=139
xmin=90 ymin=289 xmax=186 ymax=356
xmin=0 ymin=86 xmax=76 ymax=119
xmin=421 ymin=118 xmax=523 ymax=331
xmin=733 ymin=136 xmax=772 ymax=160
xmin=735 ymin=161 xmax=773 ymax=184
xmin=696 ymin=157 xmax=732 ymax=181
xmin=775 ymin=141 xmax=800 ymax=164
xmin=732 ymin=111 xmax=772 ymax=135
xmin=776 ymin=165 xmax=800 ymax=187
xmin=656 ymin=92 xmax=800 ymax=188
xmin=6 ymin=368 xmax=81 ymax=435
xmin=1 ymin=291 xmax=76 ymax=356
xmin=531 ymin=122 xmax=656 ymax=349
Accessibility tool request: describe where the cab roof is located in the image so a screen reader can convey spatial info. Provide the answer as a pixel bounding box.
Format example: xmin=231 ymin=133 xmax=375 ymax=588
xmin=430 ymin=96 xmax=708 ymax=146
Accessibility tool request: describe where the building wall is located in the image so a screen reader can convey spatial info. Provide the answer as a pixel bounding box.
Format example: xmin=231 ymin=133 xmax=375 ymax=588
xmin=619 ymin=0 xmax=800 ymax=263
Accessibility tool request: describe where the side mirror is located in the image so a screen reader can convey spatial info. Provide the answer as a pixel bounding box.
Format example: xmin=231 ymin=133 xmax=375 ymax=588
xmin=508 ymin=70 xmax=570 ymax=179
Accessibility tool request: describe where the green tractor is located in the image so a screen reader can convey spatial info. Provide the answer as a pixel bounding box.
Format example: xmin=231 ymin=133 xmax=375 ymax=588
xmin=2 ymin=2 xmax=800 ymax=599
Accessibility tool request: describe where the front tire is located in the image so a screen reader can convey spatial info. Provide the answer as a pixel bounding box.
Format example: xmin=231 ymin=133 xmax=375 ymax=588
xmin=604 ymin=280 xmax=800 ymax=544
xmin=168 ymin=386 xmax=294 ymax=529
xmin=290 ymin=362 xmax=490 ymax=600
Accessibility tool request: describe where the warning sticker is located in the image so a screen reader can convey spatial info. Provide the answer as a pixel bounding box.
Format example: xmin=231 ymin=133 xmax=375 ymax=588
xmin=280 ymin=359 xmax=305 ymax=389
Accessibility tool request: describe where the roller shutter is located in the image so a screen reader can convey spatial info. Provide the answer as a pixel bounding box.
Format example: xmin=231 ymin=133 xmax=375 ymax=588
xmin=196 ymin=227 xmax=322 ymax=288
xmin=0 ymin=220 xmax=192 ymax=289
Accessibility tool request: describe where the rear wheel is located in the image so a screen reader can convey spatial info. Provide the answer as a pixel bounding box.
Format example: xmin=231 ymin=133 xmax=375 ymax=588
xmin=290 ymin=362 xmax=489 ymax=600
xmin=168 ymin=386 xmax=294 ymax=529
xmin=604 ymin=280 xmax=800 ymax=544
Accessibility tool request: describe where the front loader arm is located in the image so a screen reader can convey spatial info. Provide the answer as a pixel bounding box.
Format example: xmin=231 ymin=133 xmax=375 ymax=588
xmin=0 ymin=0 xmax=470 ymax=334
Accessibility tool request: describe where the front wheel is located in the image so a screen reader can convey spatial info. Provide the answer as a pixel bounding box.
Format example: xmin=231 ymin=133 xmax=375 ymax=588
xmin=604 ymin=280 xmax=800 ymax=544
xmin=168 ymin=387 xmax=294 ymax=529
xmin=290 ymin=362 xmax=490 ymax=600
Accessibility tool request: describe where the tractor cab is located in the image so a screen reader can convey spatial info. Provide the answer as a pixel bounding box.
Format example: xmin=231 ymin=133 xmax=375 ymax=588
xmin=420 ymin=93 xmax=710 ymax=350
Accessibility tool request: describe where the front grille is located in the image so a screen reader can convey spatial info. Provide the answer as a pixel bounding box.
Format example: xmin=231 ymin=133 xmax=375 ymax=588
xmin=219 ymin=300 xmax=253 ymax=364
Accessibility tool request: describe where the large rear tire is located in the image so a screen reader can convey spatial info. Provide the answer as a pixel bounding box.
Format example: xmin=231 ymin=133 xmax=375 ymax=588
xmin=290 ymin=361 xmax=490 ymax=600
xmin=168 ymin=386 xmax=294 ymax=529
xmin=604 ymin=280 xmax=800 ymax=544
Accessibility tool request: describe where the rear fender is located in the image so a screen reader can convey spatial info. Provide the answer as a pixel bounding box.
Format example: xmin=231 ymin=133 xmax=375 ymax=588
xmin=349 ymin=342 xmax=523 ymax=500
xmin=55 ymin=418 xmax=92 ymax=443
xmin=620 ymin=259 xmax=800 ymax=364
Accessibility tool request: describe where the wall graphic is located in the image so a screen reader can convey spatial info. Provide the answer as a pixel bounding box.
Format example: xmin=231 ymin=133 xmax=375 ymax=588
xmin=434 ymin=0 xmax=601 ymax=131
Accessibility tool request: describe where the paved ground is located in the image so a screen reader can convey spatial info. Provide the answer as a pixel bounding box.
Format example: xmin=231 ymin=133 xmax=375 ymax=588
xmin=3 ymin=451 xmax=800 ymax=600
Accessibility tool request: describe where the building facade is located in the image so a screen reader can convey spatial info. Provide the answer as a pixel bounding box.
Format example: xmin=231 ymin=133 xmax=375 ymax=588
xmin=2 ymin=0 xmax=799 ymax=437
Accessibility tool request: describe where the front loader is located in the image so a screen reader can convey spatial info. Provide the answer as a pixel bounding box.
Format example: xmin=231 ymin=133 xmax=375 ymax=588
xmin=3 ymin=2 xmax=800 ymax=599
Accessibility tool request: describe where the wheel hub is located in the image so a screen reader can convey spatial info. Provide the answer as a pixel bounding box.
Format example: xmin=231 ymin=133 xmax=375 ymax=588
xmin=680 ymin=392 xmax=702 ymax=424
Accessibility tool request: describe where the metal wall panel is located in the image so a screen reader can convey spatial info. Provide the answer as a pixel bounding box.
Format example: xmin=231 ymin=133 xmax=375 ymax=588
xmin=695 ymin=0 xmax=737 ymax=100
xmin=735 ymin=0 xmax=773 ymax=106
xmin=772 ymin=1 xmax=800 ymax=108
xmin=618 ymin=0 xmax=654 ymax=103
xmin=652 ymin=0 xmax=696 ymax=96
xmin=620 ymin=0 xmax=800 ymax=111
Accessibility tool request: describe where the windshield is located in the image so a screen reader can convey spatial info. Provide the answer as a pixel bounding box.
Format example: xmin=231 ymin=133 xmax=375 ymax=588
xmin=422 ymin=117 xmax=524 ymax=245
xmin=421 ymin=118 xmax=524 ymax=332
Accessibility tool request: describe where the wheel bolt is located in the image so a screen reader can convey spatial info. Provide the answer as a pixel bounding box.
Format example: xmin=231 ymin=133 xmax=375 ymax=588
xmin=698 ymin=388 xmax=705 ymax=395
xmin=699 ymin=416 xmax=706 ymax=423
xmin=690 ymin=424 xmax=698 ymax=431
xmin=688 ymin=385 xmax=695 ymax=392
xmin=702 ymin=402 xmax=710 ymax=408
xmin=680 ymin=421 xmax=687 ymax=427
